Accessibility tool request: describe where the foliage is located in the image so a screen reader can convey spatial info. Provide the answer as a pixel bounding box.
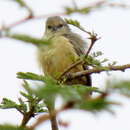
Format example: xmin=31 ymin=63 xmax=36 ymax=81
xmin=0 ymin=0 xmax=130 ymax=130
xmin=0 ymin=72 xmax=121 ymax=129
xmin=108 ymin=80 xmax=130 ymax=97
xmin=0 ymin=124 xmax=27 ymax=130
xmin=65 ymin=7 xmax=91 ymax=15
xmin=6 ymin=33 xmax=50 ymax=46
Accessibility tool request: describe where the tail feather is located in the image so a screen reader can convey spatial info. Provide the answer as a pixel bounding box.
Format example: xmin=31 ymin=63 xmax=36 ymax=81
xmin=83 ymin=64 xmax=92 ymax=87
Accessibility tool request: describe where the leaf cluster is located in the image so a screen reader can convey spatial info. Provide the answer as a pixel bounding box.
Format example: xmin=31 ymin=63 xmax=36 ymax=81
xmin=65 ymin=7 xmax=91 ymax=15
xmin=0 ymin=79 xmax=47 ymax=115
xmin=84 ymin=51 xmax=117 ymax=71
xmin=16 ymin=72 xmax=115 ymax=113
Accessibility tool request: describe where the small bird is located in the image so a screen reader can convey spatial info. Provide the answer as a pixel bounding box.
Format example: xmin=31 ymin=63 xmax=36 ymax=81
xmin=37 ymin=16 xmax=92 ymax=130
xmin=37 ymin=16 xmax=92 ymax=86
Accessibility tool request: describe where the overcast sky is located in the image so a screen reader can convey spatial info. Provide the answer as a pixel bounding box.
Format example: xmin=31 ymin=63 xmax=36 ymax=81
xmin=0 ymin=0 xmax=130 ymax=130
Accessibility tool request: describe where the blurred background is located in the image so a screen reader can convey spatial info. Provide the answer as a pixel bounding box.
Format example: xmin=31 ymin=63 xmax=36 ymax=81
xmin=0 ymin=0 xmax=130 ymax=130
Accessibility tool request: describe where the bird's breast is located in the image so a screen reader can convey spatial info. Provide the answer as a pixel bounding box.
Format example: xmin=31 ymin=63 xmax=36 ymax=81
xmin=37 ymin=36 xmax=82 ymax=79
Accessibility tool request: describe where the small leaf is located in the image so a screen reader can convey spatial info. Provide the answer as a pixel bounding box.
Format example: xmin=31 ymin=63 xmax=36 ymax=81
xmin=17 ymin=72 xmax=45 ymax=81
xmin=22 ymin=80 xmax=33 ymax=96
xmin=64 ymin=7 xmax=90 ymax=15
xmin=0 ymin=124 xmax=26 ymax=130
xmin=60 ymin=85 xmax=82 ymax=102
xmin=74 ymin=97 xmax=116 ymax=112
xmin=79 ymin=7 xmax=91 ymax=14
xmin=34 ymin=101 xmax=48 ymax=113
xmin=20 ymin=91 xmax=33 ymax=100
xmin=101 ymin=58 xmax=109 ymax=63
xmin=64 ymin=7 xmax=75 ymax=15
xmin=7 ymin=33 xmax=50 ymax=46
xmin=0 ymin=98 xmax=19 ymax=109
xmin=65 ymin=18 xmax=80 ymax=28
xmin=110 ymin=80 xmax=130 ymax=97
xmin=92 ymin=51 xmax=103 ymax=57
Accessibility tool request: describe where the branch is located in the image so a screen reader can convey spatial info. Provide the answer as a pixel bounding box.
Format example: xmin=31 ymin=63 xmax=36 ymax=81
xmin=0 ymin=12 xmax=66 ymax=32
xmin=21 ymin=104 xmax=35 ymax=127
xmin=85 ymin=32 xmax=100 ymax=58
xmin=68 ymin=64 xmax=130 ymax=80
xmin=29 ymin=102 xmax=74 ymax=130
xmin=0 ymin=1 xmax=129 ymax=32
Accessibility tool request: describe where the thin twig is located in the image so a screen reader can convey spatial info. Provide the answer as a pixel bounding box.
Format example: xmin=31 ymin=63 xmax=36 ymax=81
xmin=68 ymin=64 xmax=130 ymax=80
xmin=1 ymin=1 xmax=129 ymax=32
xmin=108 ymin=3 xmax=130 ymax=8
xmin=85 ymin=32 xmax=100 ymax=58
xmin=29 ymin=102 xmax=74 ymax=130
xmin=20 ymin=99 xmax=40 ymax=127
xmin=46 ymin=103 xmax=58 ymax=130
xmin=58 ymin=59 xmax=83 ymax=80
xmin=21 ymin=106 xmax=35 ymax=127
xmin=0 ymin=12 xmax=66 ymax=32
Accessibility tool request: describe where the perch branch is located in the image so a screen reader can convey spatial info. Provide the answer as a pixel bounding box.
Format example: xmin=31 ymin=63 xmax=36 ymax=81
xmin=68 ymin=64 xmax=130 ymax=80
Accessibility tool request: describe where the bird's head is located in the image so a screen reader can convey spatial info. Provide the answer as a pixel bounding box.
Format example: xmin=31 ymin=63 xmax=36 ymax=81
xmin=44 ymin=16 xmax=70 ymax=38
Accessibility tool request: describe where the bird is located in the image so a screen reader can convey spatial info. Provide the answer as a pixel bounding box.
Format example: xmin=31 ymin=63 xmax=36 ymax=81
xmin=37 ymin=16 xmax=92 ymax=86
xmin=37 ymin=16 xmax=92 ymax=130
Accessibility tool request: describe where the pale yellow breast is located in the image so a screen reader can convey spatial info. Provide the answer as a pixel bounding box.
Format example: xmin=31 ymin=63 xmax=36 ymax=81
xmin=37 ymin=36 xmax=84 ymax=79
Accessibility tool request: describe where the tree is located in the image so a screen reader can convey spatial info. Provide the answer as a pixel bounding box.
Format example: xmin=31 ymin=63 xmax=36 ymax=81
xmin=0 ymin=0 xmax=130 ymax=130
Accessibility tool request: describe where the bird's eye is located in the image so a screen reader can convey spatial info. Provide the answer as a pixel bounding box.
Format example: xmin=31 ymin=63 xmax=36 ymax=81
xmin=58 ymin=24 xmax=63 ymax=28
xmin=47 ymin=25 xmax=52 ymax=29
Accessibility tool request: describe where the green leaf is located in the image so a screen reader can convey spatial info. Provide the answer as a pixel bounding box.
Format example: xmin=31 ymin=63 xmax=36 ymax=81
xmin=7 ymin=33 xmax=50 ymax=46
xmin=0 ymin=98 xmax=19 ymax=109
xmin=0 ymin=124 xmax=26 ymax=130
xmin=22 ymin=80 xmax=33 ymax=96
xmin=65 ymin=18 xmax=81 ymax=28
xmin=75 ymin=97 xmax=115 ymax=112
xmin=59 ymin=85 xmax=82 ymax=102
xmin=110 ymin=80 xmax=130 ymax=97
xmin=17 ymin=72 xmax=45 ymax=81
xmin=86 ymin=55 xmax=102 ymax=67
xmin=101 ymin=58 xmax=109 ymax=63
xmin=34 ymin=101 xmax=47 ymax=113
xmin=72 ymin=85 xmax=101 ymax=94
xmin=64 ymin=7 xmax=75 ymax=15
xmin=35 ymin=77 xmax=59 ymax=100
xmin=60 ymin=85 xmax=101 ymax=103
xmin=64 ymin=7 xmax=90 ymax=15
xmin=20 ymin=91 xmax=33 ymax=101
xmin=91 ymin=51 xmax=103 ymax=57
xmin=79 ymin=7 xmax=91 ymax=14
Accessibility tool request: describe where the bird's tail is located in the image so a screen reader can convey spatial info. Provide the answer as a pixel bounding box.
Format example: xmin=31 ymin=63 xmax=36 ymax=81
xmin=83 ymin=65 xmax=92 ymax=87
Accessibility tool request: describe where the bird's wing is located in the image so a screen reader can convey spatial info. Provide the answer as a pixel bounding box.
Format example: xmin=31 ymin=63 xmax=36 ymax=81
xmin=63 ymin=33 xmax=92 ymax=86
xmin=63 ymin=33 xmax=86 ymax=56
